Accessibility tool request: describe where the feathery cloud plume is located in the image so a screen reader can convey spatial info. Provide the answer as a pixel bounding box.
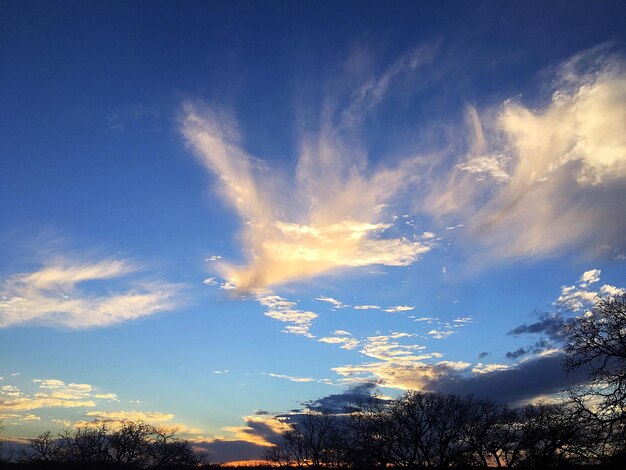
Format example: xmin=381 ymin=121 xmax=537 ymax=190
xmin=0 ymin=258 xmax=181 ymax=329
xmin=428 ymin=46 xmax=626 ymax=261
xmin=181 ymin=48 xmax=436 ymax=292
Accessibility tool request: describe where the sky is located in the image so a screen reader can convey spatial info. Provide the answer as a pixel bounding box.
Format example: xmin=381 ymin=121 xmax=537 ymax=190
xmin=1 ymin=0 xmax=626 ymax=463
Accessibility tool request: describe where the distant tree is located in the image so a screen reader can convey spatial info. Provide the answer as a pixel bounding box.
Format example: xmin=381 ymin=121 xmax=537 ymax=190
xmin=564 ymin=294 xmax=626 ymax=461
xmin=108 ymin=420 xmax=153 ymax=465
xmin=57 ymin=423 xmax=110 ymax=463
xmin=0 ymin=419 xmax=5 ymax=461
xmin=266 ymin=411 xmax=345 ymax=469
xmin=264 ymin=443 xmax=291 ymax=467
xmin=389 ymin=391 xmax=472 ymax=468
xmin=459 ymin=398 xmax=510 ymax=467
xmin=346 ymin=397 xmax=397 ymax=468
xmin=28 ymin=430 xmax=60 ymax=463
xmin=514 ymin=403 xmax=584 ymax=466
xmin=149 ymin=425 xmax=206 ymax=468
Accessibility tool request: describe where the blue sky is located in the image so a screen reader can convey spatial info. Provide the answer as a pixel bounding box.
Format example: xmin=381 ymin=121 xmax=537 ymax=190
xmin=2 ymin=0 xmax=626 ymax=462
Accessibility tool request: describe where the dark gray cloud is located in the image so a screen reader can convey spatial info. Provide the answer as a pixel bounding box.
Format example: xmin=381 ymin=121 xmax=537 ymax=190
xmin=237 ymin=417 xmax=284 ymax=447
xmin=193 ymin=439 xmax=266 ymax=464
xmin=508 ymin=312 xmax=566 ymax=340
xmin=478 ymin=351 xmax=489 ymax=359
xmin=505 ymin=339 xmax=551 ymax=359
xmin=429 ymin=352 xmax=588 ymax=404
xmin=505 ymin=312 xmax=571 ymax=359
xmin=304 ymin=383 xmax=379 ymax=413
xmin=505 ymin=347 xmax=528 ymax=359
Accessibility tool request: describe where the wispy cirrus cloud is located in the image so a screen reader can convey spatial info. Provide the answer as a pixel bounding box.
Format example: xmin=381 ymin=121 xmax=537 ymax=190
xmin=185 ymin=45 xmax=626 ymax=294
xmin=315 ymin=296 xmax=348 ymax=309
xmin=265 ymin=373 xmax=315 ymax=383
xmin=427 ymin=45 xmax=626 ymax=262
xmin=318 ymin=334 xmax=360 ymax=350
xmin=382 ymin=305 xmax=415 ymax=313
xmin=0 ymin=257 xmax=182 ymax=329
xmin=181 ymin=48 xmax=438 ymax=292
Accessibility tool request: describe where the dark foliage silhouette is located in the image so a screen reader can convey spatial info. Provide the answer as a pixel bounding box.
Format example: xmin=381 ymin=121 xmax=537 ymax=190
xmin=564 ymin=294 xmax=626 ymax=463
xmin=17 ymin=422 xmax=206 ymax=469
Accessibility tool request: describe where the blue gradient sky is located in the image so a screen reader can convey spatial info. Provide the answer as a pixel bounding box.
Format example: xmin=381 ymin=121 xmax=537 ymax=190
xmin=2 ymin=0 xmax=626 ymax=462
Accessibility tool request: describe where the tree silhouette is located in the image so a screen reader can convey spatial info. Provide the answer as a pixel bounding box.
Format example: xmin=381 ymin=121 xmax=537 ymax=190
xmin=265 ymin=411 xmax=345 ymax=468
xmin=564 ymin=294 xmax=626 ymax=462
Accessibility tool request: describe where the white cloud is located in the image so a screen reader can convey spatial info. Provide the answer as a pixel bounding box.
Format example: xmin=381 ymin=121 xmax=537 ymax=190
xmin=600 ymin=284 xmax=625 ymax=296
xmin=453 ymin=316 xmax=473 ymax=324
xmin=85 ymin=410 xmax=174 ymax=423
xmin=332 ymin=330 xmax=352 ymax=335
xmin=0 ymin=258 xmax=181 ymax=329
xmin=457 ymin=155 xmax=510 ymax=183
xmin=555 ymin=269 xmax=624 ymax=312
xmin=353 ymin=305 xmax=380 ymax=310
xmin=580 ymin=269 xmax=601 ymax=285
xmin=266 ymin=373 xmax=315 ymax=383
xmin=382 ymin=305 xmax=415 ymax=313
xmin=0 ymin=378 xmax=116 ymax=412
xmin=318 ymin=335 xmax=360 ymax=350
xmin=203 ymin=277 xmax=217 ymax=286
xmin=427 ymin=329 xmax=456 ymax=339
xmin=411 ymin=316 xmax=438 ymax=323
xmin=257 ymin=293 xmax=318 ymax=338
xmin=315 ymin=296 xmax=348 ymax=309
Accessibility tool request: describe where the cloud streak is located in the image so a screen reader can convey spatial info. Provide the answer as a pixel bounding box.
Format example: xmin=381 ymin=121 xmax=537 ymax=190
xmin=429 ymin=46 xmax=626 ymax=261
xmin=0 ymin=257 xmax=181 ymax=329
xmin=182 ymin=49 xmax=436 ymax=292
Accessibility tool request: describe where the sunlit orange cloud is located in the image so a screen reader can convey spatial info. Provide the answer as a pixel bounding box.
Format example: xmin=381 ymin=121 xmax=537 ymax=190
xmin=181 ymin=48 xmax=436 ymax=292
xmin=0 ymin=378 xmax=117 ymax=412
xmin=185 ymin=46 xmax=626 ymax=291
xmin=221 ymin=414 xmax=292 ymax=447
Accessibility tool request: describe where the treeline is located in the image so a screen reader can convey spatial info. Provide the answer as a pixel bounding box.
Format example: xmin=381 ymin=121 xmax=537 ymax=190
xmin=2 ymin=422 xmax=208 ymax=469
xmin=264 ymin=294 xmax=626 ymax=469
xmin=265 ymin=392 xmax=624 ymax=468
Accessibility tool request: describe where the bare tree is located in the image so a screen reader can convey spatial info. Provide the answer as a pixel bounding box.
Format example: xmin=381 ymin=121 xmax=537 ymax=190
xmin=389 ymin=391 xmax=472 ymax=468
xmin=267 ymin=411 xmax=345 ymax=469
xmin=28 ymin=430 xmax=60 ymax=463
xmin=108 ymin=420 xmax=153 ymax=465
xmin=57 ymin=423 xmax=110 ymax=463
xmin=347 ymin=398 xmax=397 ymax=468
xmin=0 ymin=419 xmax=5 ymax=461
xmin=149 ymin=425 xmax=206 ymax=468
xmin=564 ymin=294 xmax=626 ymax=461
xmin=459 ymin=398 xmax=510 ymax=467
